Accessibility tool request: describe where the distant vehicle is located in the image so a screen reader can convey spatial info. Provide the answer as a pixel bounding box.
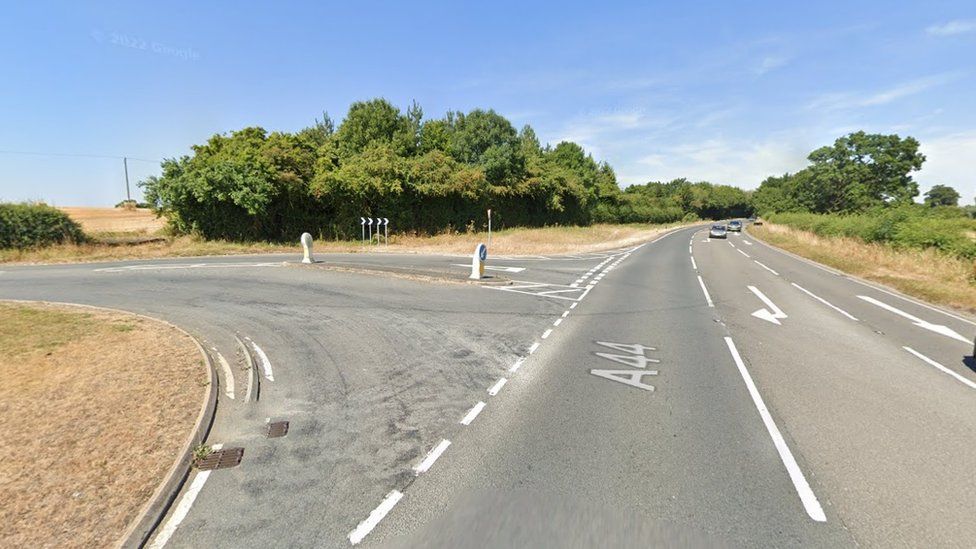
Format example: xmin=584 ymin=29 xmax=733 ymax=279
xmin=728 ymin=220 xmax=742 ymax=232
xmin=709 ymin=224 xmax=727 ymax=239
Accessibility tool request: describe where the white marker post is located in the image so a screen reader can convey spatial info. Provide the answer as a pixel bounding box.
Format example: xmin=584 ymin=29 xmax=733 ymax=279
xmin=470 ymin=243 xmax=487 ymax=280
xmin=300 ymin=232 xmax=314 ymax=264
xmin=383 ymin=218 xmax=389 ymax=246
xmin=367 ymin=218 xmax=373 ymax=245
xmin=487 ymin=209 xmax=492 ymax=250
xmin=360 ymin=217 xmax=366 ymax=247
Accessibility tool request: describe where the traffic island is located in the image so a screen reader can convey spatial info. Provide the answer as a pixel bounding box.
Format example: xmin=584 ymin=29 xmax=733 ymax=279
xmin=0 ymin=301 xmax=212 ymax=548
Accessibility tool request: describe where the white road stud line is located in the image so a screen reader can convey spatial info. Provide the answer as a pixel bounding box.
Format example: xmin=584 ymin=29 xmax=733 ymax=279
xmin=857 ymin=295 xmax=970 ymax=343
xmin=553 ymin=318 xmax=563 ymax=326
xmin=528 ymin=342 xmax=540 ymax=354
xmin=724 ymin=338 xmax=827 ymax=522
xmin=509 ymin=357 xmax=526 ymax=372
xmin=570 ymin=302 xmax=578 ymax=309
xmin=754 ymin=260 xmax=780 ymax=276
xmin=541 ymin=329 xmax=553 ymax=339
xmin=460 ymin=402 xmax=487 ymax=425
xmin=690 ymin=256 xmax=698 ymax=270
xmin=215 ymin=352 xmax=235 ymax=400
xmin=737 ymin=249 xmax=751 ymax=258
xmin=903 ymin=347 xmax=976 ymax=390
xmin=748 ymin=285 xmax=788 ymax=325
xmin=245 ymin=338 xmax=275 ymax=381
xmin=488 ymin=377 xmax=508 ymax=396
xmin=149 ymin=443 xmax=224 ymax=549
xmin=791 ymin=283 xmax=858 ymax=321
xmin=348 ymin=490 xmax=404 ymax=545
xmin=697 ymin=275 xmax=714 ymax=307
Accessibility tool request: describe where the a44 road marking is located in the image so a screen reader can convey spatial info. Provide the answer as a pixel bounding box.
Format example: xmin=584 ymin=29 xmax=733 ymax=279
xmin=589 ymin=341 xmax=659 ymax=391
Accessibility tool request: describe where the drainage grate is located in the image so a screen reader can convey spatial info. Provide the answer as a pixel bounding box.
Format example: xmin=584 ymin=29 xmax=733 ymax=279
xmin=268 ymin=421 xmax=289 ymax=438
xmin=195 ymin=447 xmax=244 ymax=470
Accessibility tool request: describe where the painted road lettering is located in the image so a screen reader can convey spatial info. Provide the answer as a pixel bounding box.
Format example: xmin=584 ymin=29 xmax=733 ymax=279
xmin=589 ymin=340 xmax=659 ymax=392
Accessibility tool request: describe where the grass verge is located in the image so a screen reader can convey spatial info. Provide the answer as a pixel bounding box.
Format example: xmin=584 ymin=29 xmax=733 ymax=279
xmin=0 ymin=223 xmax=687 ymax=264
xmin=750 ymin=223 xmax=976 ymax=314
xmin=0 ymin=302 xmax=206 ymax=548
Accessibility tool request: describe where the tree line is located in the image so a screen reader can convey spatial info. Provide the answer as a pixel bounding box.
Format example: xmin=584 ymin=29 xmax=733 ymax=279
xmin=143 ymin=99 xmax=752 ymax=241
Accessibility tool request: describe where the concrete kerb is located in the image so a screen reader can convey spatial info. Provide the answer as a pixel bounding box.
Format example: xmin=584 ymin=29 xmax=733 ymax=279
xmin=291 ymin=262 xmax=514 ymax=286
xmin=0 ymin=299 xmax=220 ymax=549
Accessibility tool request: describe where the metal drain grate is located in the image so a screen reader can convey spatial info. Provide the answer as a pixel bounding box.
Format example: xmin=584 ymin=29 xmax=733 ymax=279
xmin=268 ymin=421 xmax=289 ymax=438
xmin=195 ymin=447 xmax=244 ymax=470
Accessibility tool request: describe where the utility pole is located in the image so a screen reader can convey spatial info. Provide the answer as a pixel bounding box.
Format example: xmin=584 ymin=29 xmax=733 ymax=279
xmin=123 ymin=157 xmax=131 ymax=202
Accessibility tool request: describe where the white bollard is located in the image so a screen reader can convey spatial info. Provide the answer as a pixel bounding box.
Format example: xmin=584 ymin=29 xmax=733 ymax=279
xmin=470 ymin=243 xmax=487 ymax=280
xmin=300 ymin=232 xmax=314 ymax=264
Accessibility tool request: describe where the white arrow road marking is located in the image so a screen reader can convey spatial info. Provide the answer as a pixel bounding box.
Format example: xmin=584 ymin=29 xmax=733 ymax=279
xmin=724 ymin=338 xmax=827 ymax=522
xmin=348 ymin=490 xmax=404 ymax=545
xmin=858 ymin=296 xmax=970 ymax=343
xmin=742 ymin=240 xmax=753 ymax=246
xmin=903 ymin=347 xmax=976 ymax=390
xmin=748 ymin=285 xmax=787 ymax=325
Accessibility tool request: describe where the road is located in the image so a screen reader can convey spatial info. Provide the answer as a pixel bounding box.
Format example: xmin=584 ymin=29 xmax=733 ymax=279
xmin=2 ymin=226 xmax=974 ymax=547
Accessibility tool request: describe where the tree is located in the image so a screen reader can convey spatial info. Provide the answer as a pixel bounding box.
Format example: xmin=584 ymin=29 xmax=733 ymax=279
xmin=923 ymin=184 xmax=960 ymax=207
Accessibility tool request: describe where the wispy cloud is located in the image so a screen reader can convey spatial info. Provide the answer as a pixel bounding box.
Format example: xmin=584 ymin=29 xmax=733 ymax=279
xmin=926 ymin=19 xmax=976 ymax=36
xmin=806 ymin=72 xmax=961 ymax=111
xmin=754 ymin=55 xmax=789 ymax=75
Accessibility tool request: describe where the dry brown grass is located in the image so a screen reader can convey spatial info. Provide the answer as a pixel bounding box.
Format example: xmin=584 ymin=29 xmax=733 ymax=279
xmin=751 ymin=223 xmax=976 ymax=314
xmin=0 ymin=223 xmax=686 ymax=265
xmin=0 ymin=302 xmax=206 ymax=548
xmin=59 ymin=207 xmax=167 ymax=235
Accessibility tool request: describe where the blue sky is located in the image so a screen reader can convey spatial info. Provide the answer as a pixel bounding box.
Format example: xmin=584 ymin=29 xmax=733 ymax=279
xmin=1 ymin=1 xmax=974 ymax=206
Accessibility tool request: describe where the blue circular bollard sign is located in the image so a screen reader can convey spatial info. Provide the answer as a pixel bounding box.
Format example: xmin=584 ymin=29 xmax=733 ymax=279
xmin=478 ymin=243 xmax=487 ymax=261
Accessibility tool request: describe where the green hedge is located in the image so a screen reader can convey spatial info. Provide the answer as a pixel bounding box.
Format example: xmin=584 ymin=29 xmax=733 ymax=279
xmin=767 ymin=207 xmax=976 ymax=259
xmin=0 ymin=203 xmax=87 ymax=249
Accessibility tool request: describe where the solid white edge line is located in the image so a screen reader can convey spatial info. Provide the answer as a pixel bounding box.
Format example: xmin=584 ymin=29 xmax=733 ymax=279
xmin=542 ymin=328 xmax=553 ymax=339
xmin=214 ymin=352 xmax=235 ymax=400
xmin=148 ymin=444 xmax=224 ymax=549
xmin=348 ymin=490 xmax=404 ymax=545
xmin=903 ymin=347 xmax=976 ymax=390
xmin=460 ymin=401 xmax=487 ymax=425
xmin=414 ymin=439 xmax=451 ymax=475
xmin=488 ymin=377 xmax=508 ymax=396
xmin=697 ymin=275 xmax=714 ymax=307
xmin=791 ymin=283 xmax=858 ymax=321
xmin=723 ymin=337 xmax=827 ymax=522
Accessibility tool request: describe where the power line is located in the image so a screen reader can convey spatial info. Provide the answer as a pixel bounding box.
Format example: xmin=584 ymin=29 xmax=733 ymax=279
xmin=0 ymin=149 xmax=162 ymax=163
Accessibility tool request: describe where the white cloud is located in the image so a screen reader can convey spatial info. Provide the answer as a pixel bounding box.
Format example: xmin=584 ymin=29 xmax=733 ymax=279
xmin=926 ymin=19 xmax=976 ymax=36
xmin=755 ymin=55 xmax=789 ymax=75
xmin=806 ymin=72 xmax=961 ymax=111
xmin=621 ymin=137 xmax=809 ymax=188
xmin=916 ymin=132 xmax=976 ymax=203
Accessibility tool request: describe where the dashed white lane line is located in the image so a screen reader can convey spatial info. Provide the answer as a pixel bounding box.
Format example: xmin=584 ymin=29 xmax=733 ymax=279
xmin=903 ymin=347 xmax=976 ymax=390
xmin=570 ymin=302 xmax=578 ymax=310
xmin=754 ymin=260 xmax=780 ymax=276
xmin=245 ymin=338 xmax=275 ymax=381
xmin=561 ymin=310 xmax=570 ymax=318
xmin=690 ymin=256 xmax=698 ymax=270
xmin=460 ymin=402 xmax=487 ymax=425
xmin=737 ymin=249 xmax=751 ymax=258
xmin=553 ymin=318 xmax=563 ymax=326
xmin=697 ymin=275 xmax=714 ymax=307
xmin=542 ymin=328 xmax=553 ymax=339
xmin=414 ymin=439 xmax=451 ymax=475
xmin=729 ymin=241 xmax=736 ymax=248
xmin=724 ymin=338 xmax=827 ymax=522
xmin=149 ymin=443 xmax=224 ymax=549
xmin=488 ymin=377 xmax=508 ymax=396
xmin=509 ymin=357 xmax=526 ymax=373
xmin=791 ymin=283 xmax=858 ymax=321
xmin=528 ymin=342 xmax=540 ymax=354
xmin=214 ymin=352 xmax=235 ymax=400
xmin=858 ymin=295 xmax=971 ymax=343
xmin=348 ymin=490 xmax=404 ymax=545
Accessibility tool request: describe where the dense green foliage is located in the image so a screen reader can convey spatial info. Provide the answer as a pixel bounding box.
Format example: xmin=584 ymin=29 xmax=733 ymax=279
xmin=143 ymin=99 xmax=750 ymax=241
xmin=767 ymin=208 xmax=976 ymax=259
xmin=924 ymin=184 xmax=961 ymax=207
xmin=0 ymin=203 xmax=86 ymax=249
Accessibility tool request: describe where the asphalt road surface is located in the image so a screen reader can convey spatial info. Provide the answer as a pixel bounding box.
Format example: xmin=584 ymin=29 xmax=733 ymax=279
xmin=2 ymin=225 xmax=974 ymax=548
